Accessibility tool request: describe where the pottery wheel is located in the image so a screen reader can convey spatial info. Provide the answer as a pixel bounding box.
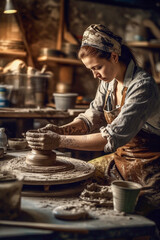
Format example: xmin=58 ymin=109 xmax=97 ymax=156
xmin=1 ymin=155 xmax=95 ymax=196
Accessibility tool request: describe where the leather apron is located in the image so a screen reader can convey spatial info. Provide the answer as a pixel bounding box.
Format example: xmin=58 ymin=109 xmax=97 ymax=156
xmin=103 ymin=87 xmax=160 ymax=190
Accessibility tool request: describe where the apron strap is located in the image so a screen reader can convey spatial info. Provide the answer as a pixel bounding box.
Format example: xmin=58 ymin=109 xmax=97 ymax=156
xmin=103 ymin=90 xmax=111 ymax=110
xmin=104 ymin=86 xmax=128 ymax=111
xmin=120 ymin=87 xmax=128 ymax=108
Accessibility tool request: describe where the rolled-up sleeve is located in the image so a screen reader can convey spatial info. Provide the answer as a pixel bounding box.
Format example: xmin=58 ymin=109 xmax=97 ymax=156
xmin=76 ymin=67 xmax=160 ymax=153
xmin=101 ymin=73 xmax=160 ymax=152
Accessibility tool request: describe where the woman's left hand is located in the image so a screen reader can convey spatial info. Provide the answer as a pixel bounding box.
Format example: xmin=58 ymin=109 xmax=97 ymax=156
xmin=26 ymin=130 xmax=60 ymax=150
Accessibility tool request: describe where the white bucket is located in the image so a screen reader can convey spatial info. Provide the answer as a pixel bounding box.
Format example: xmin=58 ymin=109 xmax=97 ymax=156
xmin=111 ymin=180 xmax=142 ymax=213
xmin=53 ymin=93 xmax=78 ymax=111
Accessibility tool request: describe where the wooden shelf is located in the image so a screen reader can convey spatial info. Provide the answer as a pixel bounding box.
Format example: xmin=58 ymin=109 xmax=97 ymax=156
xmin=0 ymin=107 xmax=85 ymax=118
xmin=126 ymin=41 xmax=160 ymax=48
xmin=37 ymin=56 xmax=82 ymax=66
xmin=0 ymin=49 xmax=27 ymax=57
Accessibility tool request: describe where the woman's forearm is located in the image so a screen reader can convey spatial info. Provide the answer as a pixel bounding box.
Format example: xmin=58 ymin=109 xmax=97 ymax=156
xmin=59 ymin=132 xmax=107 ymax=151
xmin=59 ymin=119 xmax=89 ymax=135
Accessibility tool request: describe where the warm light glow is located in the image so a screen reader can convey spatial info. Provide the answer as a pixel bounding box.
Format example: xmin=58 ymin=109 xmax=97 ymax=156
xmin=4 ymin=9 xmax=17 ymax=14
xmin=4 ymin=0 xmax=17 ymax=14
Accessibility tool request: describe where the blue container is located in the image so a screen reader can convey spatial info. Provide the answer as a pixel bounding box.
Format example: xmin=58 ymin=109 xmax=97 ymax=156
xmin=0 ymin=87 xmax=9 ymax=107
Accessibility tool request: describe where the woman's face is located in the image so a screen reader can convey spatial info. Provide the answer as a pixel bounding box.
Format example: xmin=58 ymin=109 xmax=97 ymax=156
xmin=81 ymin=53 xmax=119 ymax=83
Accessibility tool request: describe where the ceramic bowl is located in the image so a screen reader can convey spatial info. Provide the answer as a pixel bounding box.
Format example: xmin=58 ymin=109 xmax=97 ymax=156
xmin=8 ymin=138 xmax=28 ymax=150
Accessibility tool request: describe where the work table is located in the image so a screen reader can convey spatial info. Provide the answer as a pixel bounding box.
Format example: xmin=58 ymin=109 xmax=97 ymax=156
xmin=0 ymin=107 xmax=86 ymax=118
xmin=0 ymin=107 xmax=86 ymax=137
xmin=0 ymin=150 xmax=158 ymax=240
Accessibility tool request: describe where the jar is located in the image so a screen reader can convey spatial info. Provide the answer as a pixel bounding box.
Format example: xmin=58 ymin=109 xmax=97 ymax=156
xmin=0 ymin=128 xmax=7 ymax=153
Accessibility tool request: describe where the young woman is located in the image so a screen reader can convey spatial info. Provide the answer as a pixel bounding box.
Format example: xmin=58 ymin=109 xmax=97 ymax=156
xmin=26 ymin=24 xmax=160 ymax=225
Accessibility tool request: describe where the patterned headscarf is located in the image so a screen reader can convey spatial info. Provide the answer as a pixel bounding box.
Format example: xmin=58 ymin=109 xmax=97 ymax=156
xmin=81 ymin=24 xmax=122 ymax=56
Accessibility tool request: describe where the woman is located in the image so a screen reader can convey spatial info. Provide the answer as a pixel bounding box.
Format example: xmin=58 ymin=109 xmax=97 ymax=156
xmin=26 ymin=24 xmax=160 ymax=222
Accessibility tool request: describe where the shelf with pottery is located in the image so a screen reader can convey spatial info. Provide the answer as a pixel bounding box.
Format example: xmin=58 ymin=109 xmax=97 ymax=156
xmin=126 ymin=41 xmax=160 ymax=84
xmin=37 ymin=55 xmax=83 ymax=88
xmin=126 ymin=41 xmax=160 ymax=48
xmin=37 ymin=55 xmax=82 ymax=66
xmin=37 ymin=55 xmax=83 ymax=86
xmin=0 ymin=49 xmax=27 ymax=58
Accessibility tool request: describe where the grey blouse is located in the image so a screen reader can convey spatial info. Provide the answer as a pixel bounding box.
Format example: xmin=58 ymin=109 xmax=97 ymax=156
xmin=76 ymin=60 xmax=160 ymax=153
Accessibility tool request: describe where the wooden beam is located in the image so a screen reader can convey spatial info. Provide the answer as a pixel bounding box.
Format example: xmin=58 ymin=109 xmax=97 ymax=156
xmin=56 ymin=0 xmax=65 ymax=50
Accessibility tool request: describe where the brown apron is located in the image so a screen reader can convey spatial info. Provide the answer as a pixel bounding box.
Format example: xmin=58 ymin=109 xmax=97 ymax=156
xmin=104 ymin=87 xmax=160 ymax=188
xmin=103 ymin=88 xmax=160 ymax=219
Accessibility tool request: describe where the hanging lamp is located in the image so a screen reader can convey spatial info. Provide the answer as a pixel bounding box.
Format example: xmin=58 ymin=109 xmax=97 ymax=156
xmin=4 ymin=0 xmax=17 ymax=14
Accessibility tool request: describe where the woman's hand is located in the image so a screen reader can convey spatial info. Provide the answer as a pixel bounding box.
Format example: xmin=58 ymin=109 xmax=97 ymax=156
xmin=26 ymin=130 xmax=61 ymax=150
xmin=39 ymin=124 xmax=64 ymax=134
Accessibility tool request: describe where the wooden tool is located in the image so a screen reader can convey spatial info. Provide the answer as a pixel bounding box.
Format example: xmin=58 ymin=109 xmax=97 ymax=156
xmin=0 ymin=220 xmax=88 ymax=233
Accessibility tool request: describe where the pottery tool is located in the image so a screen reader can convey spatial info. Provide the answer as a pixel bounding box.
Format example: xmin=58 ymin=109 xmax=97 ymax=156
xmin=0 ymin=220 xmax=88 ymax=233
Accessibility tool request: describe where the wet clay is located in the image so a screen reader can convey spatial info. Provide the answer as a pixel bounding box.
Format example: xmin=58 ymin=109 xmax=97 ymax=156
xmin=26 ymin=149 xmax=56 ymax=166
xmin=1 ymin=155 xmax=95 ymax=185
xmin=53 ymin=205 xmax=92 ymax=220
xmin=80 ymin=182 xmax=113 ymax=208
xmin=26 ymin=129 xmax=57 ymax=166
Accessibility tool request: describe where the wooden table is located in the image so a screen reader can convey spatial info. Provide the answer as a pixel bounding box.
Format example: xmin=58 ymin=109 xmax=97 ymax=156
xmin=0 ymin=150 xmax=158 ymax=240
xmin=0 ymin=107 xmax=86 ymax=137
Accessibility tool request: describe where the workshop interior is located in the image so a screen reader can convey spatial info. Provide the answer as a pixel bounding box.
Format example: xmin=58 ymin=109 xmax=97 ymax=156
xmin=0 ymin=0 xmax=160 ymax=239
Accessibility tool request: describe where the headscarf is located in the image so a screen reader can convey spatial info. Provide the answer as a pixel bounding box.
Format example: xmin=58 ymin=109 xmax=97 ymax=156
xmin=81 ymin=24 xmax=122 ymax=56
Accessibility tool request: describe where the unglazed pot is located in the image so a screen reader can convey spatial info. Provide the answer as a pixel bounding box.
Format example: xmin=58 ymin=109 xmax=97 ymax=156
xmin=0 ymin=173 xmax=23 ymax=220
xmin=26 ymin=149 xmax=56 ymax=166
xmin=8 ymin=138 xmax=28 ymax=150
xmin=26 ymin=130 xmax=56 ymax=166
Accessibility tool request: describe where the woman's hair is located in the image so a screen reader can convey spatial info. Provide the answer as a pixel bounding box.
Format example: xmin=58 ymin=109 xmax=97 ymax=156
xmin=78 ymin=44 xmax=137 ymax=66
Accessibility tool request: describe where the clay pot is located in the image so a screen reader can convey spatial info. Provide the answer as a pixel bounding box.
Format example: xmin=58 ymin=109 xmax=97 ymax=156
xmin=8 ymin=138 xmax=28 ymax=150
xmin=26 ymin=149 xmax=56 ymax=166
xmin=0 ymin=172 xmax=23 ymax=220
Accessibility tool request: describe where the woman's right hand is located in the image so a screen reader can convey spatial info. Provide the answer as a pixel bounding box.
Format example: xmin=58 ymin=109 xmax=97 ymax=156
xmin=39 ymin=124 xmax=64 ymax=134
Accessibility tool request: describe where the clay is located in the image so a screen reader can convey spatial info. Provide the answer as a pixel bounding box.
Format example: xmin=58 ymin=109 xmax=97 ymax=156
xmin=26 ymin=149 xmax=56 ymax=166
xmin=1 ymin=156 xmax=94 ymax=184
xmin=0 ymin=172 xmax=23 ymax=220
xmin=1 ymin=155 xmax=95 ymax=197
xmin=8 ymin=138 xmax=28 ymax=150
xmin=52 ymin=183 xmax=114 ymax=221
xmin=53 ymin=205 xmax=92 ymax=220
xmin=80 ymin=183 xmax=113 ymax=208
xmin=36 ymin=196 xmax=126 ymax=219
xmin=26 ymin=129 xmax=57 ymax=166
